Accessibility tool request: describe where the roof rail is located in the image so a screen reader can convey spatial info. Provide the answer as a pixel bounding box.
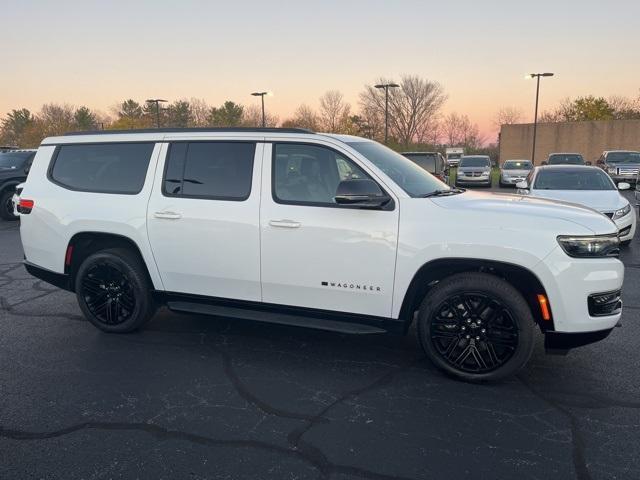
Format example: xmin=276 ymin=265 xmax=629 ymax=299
xmin=63 ymin=127 xmax=315 ymax=136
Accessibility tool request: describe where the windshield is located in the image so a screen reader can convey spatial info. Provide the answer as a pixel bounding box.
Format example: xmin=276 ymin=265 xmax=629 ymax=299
xmin=534 ymin=168 xmax=615 ymax=190
xmin=606 ymin=152 xmax=640 ymax=164
xmin=0 ymin=151 xmax=33 ymax=169
xmin=548 ymin=154 xmax=584 ymax=165
xmin=503 ymin=160 xmax=532 ymax=170
xmin=402 ymin=153 xmax=437 ymax=172
xmin=348 ymin=141 xmax=448 ymax=197
xmin=447 ymin=153 xmax=462 ymax=159
xmin=459 ymin=157 xmax=490 ymax=168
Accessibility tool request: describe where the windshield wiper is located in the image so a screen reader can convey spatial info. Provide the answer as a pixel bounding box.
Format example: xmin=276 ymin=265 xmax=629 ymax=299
xmin=421 ymin=188 xmax=465 ymax=198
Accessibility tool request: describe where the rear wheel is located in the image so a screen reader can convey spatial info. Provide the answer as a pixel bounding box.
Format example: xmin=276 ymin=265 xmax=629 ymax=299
xmin=417 ymin=272 xmax=535 ymax=382
xmin=75 ymin=248 xmax=155 ymax=333
xmin=0 ymin=189 xmax=18 ymax=221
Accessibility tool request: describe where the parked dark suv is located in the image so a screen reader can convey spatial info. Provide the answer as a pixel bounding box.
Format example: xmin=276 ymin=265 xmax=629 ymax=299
xmin=0 ymin=149 xmax=36 ymax=220
xmin=401 ymin=151 xmax=448 ymax=183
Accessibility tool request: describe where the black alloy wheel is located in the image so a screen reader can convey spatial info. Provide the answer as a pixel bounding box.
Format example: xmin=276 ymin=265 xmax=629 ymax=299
xmin=428 ymin=293 xmax=518 ymax=374
xmin=75 ymin=248 xmax=155 ymax=332
xmin=80 ymin=260 xmax=137 ymax=326
xmin=0 ymin=190 xmax=18 ymax=221
xmin=418 ymin=272 xmax=535 ymax=382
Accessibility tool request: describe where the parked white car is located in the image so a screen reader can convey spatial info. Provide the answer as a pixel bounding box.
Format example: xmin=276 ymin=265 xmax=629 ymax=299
xmin=11 ymin=182 xmax=25 ymax=217
xmin=517 ymin=165 xmax=636 ymax=244
xmin=18 ymin=128 xmax=624 ymax=382
xmin=499 ymin=160 xmax=532 ymax=188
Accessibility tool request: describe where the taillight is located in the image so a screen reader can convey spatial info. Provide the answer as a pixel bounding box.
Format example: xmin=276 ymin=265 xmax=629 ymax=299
xmin=18 ymin=199 xmax=34 ymax=214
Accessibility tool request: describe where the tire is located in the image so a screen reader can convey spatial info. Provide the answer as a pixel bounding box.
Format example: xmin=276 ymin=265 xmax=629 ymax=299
xmin=75 ymin=248 xmax=155 ymax=333
xmin=417 ymin=272 xmax=535 ymax=382
xmin=0 ymin=189 xmax=18 ymax=221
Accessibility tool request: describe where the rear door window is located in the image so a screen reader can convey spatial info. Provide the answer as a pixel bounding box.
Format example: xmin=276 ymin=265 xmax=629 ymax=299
xmin=163 ymin=142 xmax=255 ymax=200
xmin=49 ymin=143 xmax=155 ymax=194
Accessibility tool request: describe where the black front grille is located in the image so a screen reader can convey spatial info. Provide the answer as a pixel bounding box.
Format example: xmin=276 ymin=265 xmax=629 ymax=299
xmin=588 ymin=290 xmax=622 ymax=317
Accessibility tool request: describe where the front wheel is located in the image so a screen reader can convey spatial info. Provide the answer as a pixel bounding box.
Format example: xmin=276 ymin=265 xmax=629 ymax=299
xmin=0 ymin=189 xmax=18 ymax=221
xmin=75 ymin=248 xmax=155 ymax=333
xmin=417 ymin=272 xmax=535 ymax=382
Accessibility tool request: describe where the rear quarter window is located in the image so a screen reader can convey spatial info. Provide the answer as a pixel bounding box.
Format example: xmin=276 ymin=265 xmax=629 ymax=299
xmin=49 ymin=143 xmax=155 ymax=194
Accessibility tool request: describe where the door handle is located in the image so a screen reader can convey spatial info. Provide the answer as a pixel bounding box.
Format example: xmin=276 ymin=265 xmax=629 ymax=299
xmin=154 ymin=211 xmax=182 ymax=220
xmin=269 ymin=219 xmax=301 ymax=228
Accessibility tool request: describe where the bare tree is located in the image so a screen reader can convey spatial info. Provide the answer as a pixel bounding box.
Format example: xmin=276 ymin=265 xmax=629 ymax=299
xmin=189 ymin=98 xmax=211 ymax=127
xmin=281 ymin=104 xmax=320 ymax=131
xmin=39 ymin=104 xmax=76 ymax=136
xmin=442 ymin=112 xmax=484 ymax=148
xmin=494 ymin=106 xmax=523 ymax=127
xmin=243 ymin=104 xmax=279 ymax=128
xmin=319 ymin=90 xmax=351 ymax=132
xmin=359 ymin=75 xmax=447 ymax=146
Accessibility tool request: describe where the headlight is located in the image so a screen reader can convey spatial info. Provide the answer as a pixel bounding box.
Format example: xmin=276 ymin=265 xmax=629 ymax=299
xmin=607 ymin=167 xmax=616 ymax=174
xmin=482 ymin=170 xmax=490 ymax=176
xmin=557 ymin=234 xmax=620 ymax=258
xmin=613 ymin=203 xmax=631 ymax=220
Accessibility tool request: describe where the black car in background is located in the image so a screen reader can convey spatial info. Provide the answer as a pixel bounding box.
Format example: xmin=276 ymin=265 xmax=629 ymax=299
xmin=401 ymin=151 xmax=449 ymax=183
xmin=546 ymin=153 xmax=586 ymax=165
xmin=0 ymin=149 xmax=36 ymax=220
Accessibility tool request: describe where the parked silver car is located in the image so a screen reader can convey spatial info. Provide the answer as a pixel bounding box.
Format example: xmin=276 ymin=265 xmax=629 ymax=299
xmin=455 ymin=155 xmax=492 ymax=188
xmin=499 ymin=159 xmax=532 ymax=187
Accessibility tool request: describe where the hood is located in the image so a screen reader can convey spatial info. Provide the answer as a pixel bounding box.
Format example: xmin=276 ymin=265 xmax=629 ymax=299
xmin=530 ymin=190 xmax=626 ymax=212
xmin=430 ymin=190 xmax=617 ymax=235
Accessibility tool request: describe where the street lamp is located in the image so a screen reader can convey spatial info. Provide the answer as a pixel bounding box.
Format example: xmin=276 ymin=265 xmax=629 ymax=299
xmin=251 ymin=92 xmax=269 ymax=127
xmin=374 ymin=83 xmax=400 ymax=144
xmin=525 ymin=73 xmax=554 ymax=163
xmin=146 ymin=99 xmax=168 ymax=128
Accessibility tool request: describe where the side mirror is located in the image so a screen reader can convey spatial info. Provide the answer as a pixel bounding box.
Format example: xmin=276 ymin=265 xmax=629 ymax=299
xmin=515 ymin=181 xmax=528 ymax=190
xmin=335 ymin=179 xmax=391 ymax=208
xmin=585 ymin=161 xmax=592 ymax=166
xmin=618 ymin=182 xmax=631 ymax=191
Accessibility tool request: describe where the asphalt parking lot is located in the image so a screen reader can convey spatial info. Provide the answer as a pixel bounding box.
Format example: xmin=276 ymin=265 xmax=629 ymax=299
xmin=1 ymin=189 xmax=639 ymax=480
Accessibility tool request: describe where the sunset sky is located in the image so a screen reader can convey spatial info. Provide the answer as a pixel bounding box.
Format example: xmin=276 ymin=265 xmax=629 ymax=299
xmin=2 ymin=0 xmax=639 ymax=140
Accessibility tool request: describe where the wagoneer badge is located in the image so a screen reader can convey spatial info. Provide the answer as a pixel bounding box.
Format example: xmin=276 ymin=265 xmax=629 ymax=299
xmin=321 ymin=281 xmax=381 ymax=292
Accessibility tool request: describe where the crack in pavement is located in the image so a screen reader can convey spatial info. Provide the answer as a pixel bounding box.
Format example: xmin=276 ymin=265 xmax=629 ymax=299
xmin=219 ymin=346 xmax=332 ymax=423
xmin=518 ymin=375 xmax=592 ymax=480
xmin=0 ymin=295 xmax=84 ymax=321
xmin=0 ymin=422 xmax=416 ymax=480
xmin=287 ymin=358 xmax=424 ymax=475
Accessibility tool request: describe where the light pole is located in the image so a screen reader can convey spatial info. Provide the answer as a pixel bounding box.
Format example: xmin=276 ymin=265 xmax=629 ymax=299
xmin=374 ymin=83 xmax=399 ymax=144
xmin=251 ymin=92 xmax=268 ymax=127
xmin=526 ymin=73 xmax=554 ymax=163
xmin=146 ymin=99 xmax=168 ymax=128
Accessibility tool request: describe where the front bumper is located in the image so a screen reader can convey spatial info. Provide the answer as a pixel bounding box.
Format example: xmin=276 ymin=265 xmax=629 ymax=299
xmin=500 ymin=176 xmax=526 ymax=185
xmin=457 ymin=175 xmax=491 ymax=185
xmin=536 ymin=246 xmax=624 ymax=333
xmin=608 ymin=174 xmax=638 ymax=184
xmin=613 ymin=211 xmax=637 ymax=241
xmin=544 ymin=328 xmax=615 ymax=354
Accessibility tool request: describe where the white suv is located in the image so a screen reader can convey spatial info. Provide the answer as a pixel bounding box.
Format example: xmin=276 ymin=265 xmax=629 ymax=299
xmin=18 ymin=128 xmax=624 ymax=382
